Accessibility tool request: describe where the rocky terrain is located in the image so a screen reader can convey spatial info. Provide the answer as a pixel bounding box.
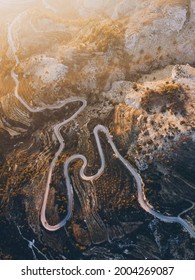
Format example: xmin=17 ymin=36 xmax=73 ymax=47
xmin=0 ymin=0 xmax=195 ymax=260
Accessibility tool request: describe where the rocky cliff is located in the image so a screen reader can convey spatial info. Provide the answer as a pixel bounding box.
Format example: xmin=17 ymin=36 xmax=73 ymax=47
xmin=0 ymin=0 xmax=195 ymax=260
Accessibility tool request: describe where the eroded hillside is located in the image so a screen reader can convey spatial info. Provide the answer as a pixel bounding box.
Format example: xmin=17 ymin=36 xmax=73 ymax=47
xmin=0 ymin=0 xmax=195 ymax=260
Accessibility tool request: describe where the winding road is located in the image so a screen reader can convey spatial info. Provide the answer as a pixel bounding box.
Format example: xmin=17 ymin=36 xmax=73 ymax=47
xmin=42 ymin=0 xmax=56 ymax=13
xmin=8 ymin=8 xmax=195 ymax=237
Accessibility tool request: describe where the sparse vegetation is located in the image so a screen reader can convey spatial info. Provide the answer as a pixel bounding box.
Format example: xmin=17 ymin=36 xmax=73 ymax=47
xmin=141 ymin=83 xmax=187 ymax=115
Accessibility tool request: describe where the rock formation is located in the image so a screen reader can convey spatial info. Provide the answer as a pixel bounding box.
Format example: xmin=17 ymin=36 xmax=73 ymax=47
xmin=0 ymin=0 xmax=195 ymax=260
